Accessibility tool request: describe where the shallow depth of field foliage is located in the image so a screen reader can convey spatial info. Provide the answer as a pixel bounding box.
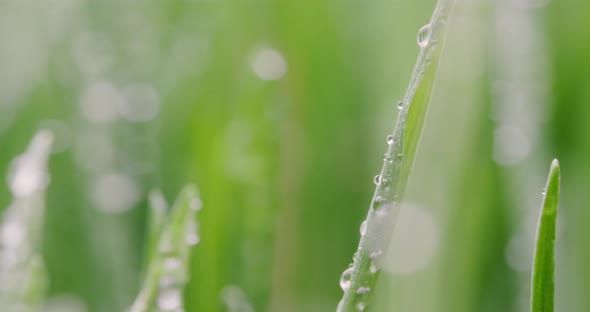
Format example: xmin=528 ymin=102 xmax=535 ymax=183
xmin=0 ymin=0 xmax=587 ymax=311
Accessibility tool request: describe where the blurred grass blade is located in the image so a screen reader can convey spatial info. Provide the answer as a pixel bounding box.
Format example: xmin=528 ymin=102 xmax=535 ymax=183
xmin=0 ymin=130 xmax=53 ymax=310
xmin=531 ymin=159 xmax=560 ymax=312
xmin=144 ymin=189 xmax=169 ymax=271
xmin=130 ymin=185 xmax=202 ymax=312
xmin=336 ymin=0 xmax=454 ymax=311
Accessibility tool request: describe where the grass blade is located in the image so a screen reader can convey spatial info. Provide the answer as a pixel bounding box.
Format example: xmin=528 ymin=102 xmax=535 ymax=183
xmin=0 ymin=130 xmax=53 ymax=310
xmin=336 ymin=1 xmax=454 ymax=311
xmin=531 ymin=159 xmax=561 ymax=312
xmin=130 ymin=185 xmax=202 ymax=312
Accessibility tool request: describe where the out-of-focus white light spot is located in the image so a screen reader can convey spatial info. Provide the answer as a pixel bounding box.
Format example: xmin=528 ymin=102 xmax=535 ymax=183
xmin=43 ymin=295 xmax=88 ymax=312
xmin=493 ymin=125 xmax=531 ymax=166
xmin=72 ymin=32 xmax=113 ymax=77
xmin=40 ymin=120 xmax=72 ymax=153
xmin=7 ymin=131 xmax=53 ymax=197
xmin=117 ymin=84 xmax=160 ymax=122
xmin=79 ymin=80 xmax=124 ymax=124
xmin=157 ymin=288 xmax=182 ymax=310
xmin=251 ymin=47 xmax=287 ymax=81
xmin=74 ymin=133 xmax=114 ymax=172
xmin=92 ymin=173 xmax=140 ymax=213
xmin=505 ymin=234 xmax=533 ymax=272
xmin=221 ymin=285 xmax=254 ymax=312
xmin=0 ymin=219 xmax=25 ymax=248
xmin=383 ymin=202 xmax=438 ymax=275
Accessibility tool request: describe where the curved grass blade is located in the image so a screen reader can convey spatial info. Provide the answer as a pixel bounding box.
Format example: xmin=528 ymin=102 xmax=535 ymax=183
xmin=130 ymin=185 xmax=202 ymax=312
xmin=336 ymin=1 xmax=454 ymax=311
xmin=531 ymin=159 xmax=560 ymax=312
xmin=0 ymin=130 xmax=53 ymax=311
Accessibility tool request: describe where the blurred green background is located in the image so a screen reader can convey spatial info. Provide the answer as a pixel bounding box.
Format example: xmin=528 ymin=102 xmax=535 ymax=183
xmin=0 ymin=0 xmax=588 ymax=311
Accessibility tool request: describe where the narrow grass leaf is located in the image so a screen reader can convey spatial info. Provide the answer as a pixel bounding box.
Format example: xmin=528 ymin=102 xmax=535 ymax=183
xmin=531 ymin=159 xmax=560 ymax=312
xmin=130 ymin=185 xmax=202 ymax=312
xmin=0 ymin=130 xmax=53 ymax=310
xmin=336 ymin=0 xmax=454 ymax=311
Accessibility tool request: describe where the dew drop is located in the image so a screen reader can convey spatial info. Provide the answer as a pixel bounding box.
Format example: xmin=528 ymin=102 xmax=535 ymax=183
xmin=356 ymin=302 xmax=366 ymax=311
xmin=340 ymin=268 xmax=354 ymax=291
xmin=396 ymin=101 xmax=403 ymax=109
xmin=417 ymin=24 xmax=432 ymax=48
xmin=373 ymin=196 xmax=385 ymax=208
xmin=356 ymin=286 xmax=371 ymax=294
xmin=186 ymin=233 xmax=200 ymax=245
xmin=163 ymin=256 xmax=181 ymax=270
xmin=369 ymin=263 xmax=378 ymax=274
xmin=375 ymin=203 xmax=390 ymax=217
xmin=397 ymin=153 xmax=405 ymax=160
xmin=373 ymin=175 xmax=381 ymax=185
xmin=157 ymin=288 xmax=182 ymax=310
xmin=386 ymin=135 xmax=394 ymax=145
xmin=359 ymin=220 xmax=368 ymax=236
xmin=369 ymin=250 xmax=382 ymax=259
xmin=541 ymin=188 xmax=546 ymax=196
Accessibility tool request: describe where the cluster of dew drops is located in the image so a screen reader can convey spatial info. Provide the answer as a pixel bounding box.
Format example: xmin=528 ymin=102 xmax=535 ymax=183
xmin=156 ymin=197 xmax=202 ymax=312
xmin=337 ymin=23 xmax=431 ymax=311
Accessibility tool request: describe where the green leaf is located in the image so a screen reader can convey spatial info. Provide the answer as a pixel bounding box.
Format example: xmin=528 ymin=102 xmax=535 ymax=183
xmin=336 ymin=1 xmax=454 ymax=311
xmin=0 ymin=130 xmax=53 ymax=311
xmin=130 ymin=185 xmax=202 ymax=312
xmin=531 ymin=159 xmax=561 ymax=312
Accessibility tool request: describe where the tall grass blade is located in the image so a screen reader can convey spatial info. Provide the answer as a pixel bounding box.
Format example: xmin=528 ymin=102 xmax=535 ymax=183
xmin=130 ymin=185 xmax=202 ymax=312
xmin=336 ymin=0 xmax=454 ymax=311
xmin=531 ymin=159 xmax=560 ymax=312
xmin=0 ymin=130 xmax=53 ymax=311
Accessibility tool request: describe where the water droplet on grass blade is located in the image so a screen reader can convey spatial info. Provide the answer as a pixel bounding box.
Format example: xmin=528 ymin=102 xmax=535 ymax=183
xmin=157 ymin=288 xmax=182 ymax=310
xmin=356 ymin=287 xmax=371 ymax=294
xmin=356 ymin=302 xmax=366 ymax=311
xmin=386 ymin=135 xmax=394 ymax=144
xmin=359 ymin=220 xmax=367 ymax=236
xmin=373 ymin=175 xmax=381 ymax=185
xmin=417 ymin=24 xmax=432 ymax=48
xmin=340 ymin=268 xmax=354 ymax=290
xmin=396 ymin=101 xmax=403 ymax=109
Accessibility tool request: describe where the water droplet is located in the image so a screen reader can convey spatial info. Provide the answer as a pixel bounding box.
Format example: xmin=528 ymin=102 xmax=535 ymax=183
xmin=386 ymin=135 xmax=394 ymax=145
xmin=417 ymin=24 xmax=432 ymax=48
xmin=373 ymin=196 xmax=385 ymax=208
xmin=541 ymin=188 xmax=546 ymax=195
xmin=356 ymin=286 xmax=371 ymax=294
xmin=373 ymin=175 xmax=381 ymax=185
xmin=397 ymin=153 xmax=405 ymax=160
xmin=340 ymin=268 xmax=354 ymax=291
xmin=356 ymin=302 xmax=366 ymax=311
xmin=158 ymin=288 xmax=182 ymax=310
xmin=396 ymin=101 xmax=403 ymax=109
xmin=383 ymin=154 xmax=391 ymax=162
xmin=369 ymin=262 xmax=378 ymax=274
xmin=375 ymin=202 xmax=391 ymax=217
xmin=164 ymin=257 xmax=181 ymax=270
xmin=369 ymin=250 xmax=382 ymax=258
xmin=359 ymin=220 xmax=368 ymax=236
xmin=186 ymin=233 xmax=200 ymax=245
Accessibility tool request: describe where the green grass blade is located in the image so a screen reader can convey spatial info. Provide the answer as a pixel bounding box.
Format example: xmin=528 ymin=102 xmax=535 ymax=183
xmin=531 ymin=159 xmax=561 ymax=312
xmin=130 ymin=185 xmax=202 ymax=312
xmin=336 ymin=1 xmax=454 ymax=311
xmin=0 ymin=130 xmax=53 ymax=310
